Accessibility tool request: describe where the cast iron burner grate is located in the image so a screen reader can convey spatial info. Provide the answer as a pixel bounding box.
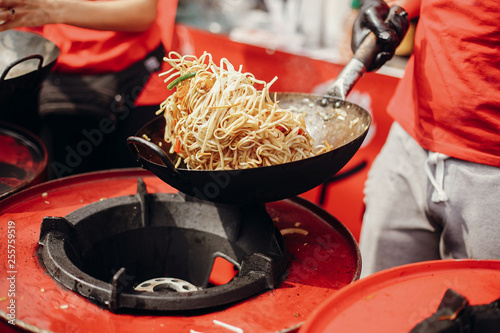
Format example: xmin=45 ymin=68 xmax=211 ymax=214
xmin=38 ymin=178 xmax=288 ymax=312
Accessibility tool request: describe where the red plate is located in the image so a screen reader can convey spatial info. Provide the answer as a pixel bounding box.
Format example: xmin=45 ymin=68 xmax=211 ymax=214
xmin=299 ymin=259 xmax=500 ymax=333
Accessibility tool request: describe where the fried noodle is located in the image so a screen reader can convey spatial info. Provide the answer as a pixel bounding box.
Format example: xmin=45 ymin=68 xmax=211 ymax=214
xmin=156 ymin=51 xmax=324 ymax=170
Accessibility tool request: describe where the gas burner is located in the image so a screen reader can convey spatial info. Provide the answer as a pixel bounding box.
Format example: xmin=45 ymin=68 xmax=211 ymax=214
xmin=0 ymin=169 xmax=360 ymax=332
xmin=38 ymin=178 xmax=287 ymax=312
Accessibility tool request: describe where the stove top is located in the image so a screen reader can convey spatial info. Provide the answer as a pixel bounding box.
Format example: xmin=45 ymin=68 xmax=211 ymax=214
xmin=0 ymin=168 xmax=360 ymax=333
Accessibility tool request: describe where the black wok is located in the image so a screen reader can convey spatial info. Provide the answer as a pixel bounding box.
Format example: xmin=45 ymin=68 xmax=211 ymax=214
xmin=128 ymin=95 xmax=370 ymax=204
xmin=0 ymin=30 xmax=60 ymax=104
xmin=128 ymin=7 xmax=403 ymax=204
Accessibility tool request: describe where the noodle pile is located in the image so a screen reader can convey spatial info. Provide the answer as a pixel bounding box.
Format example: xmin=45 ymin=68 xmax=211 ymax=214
xmin=156 ymin=51 xmax=322 ymax=170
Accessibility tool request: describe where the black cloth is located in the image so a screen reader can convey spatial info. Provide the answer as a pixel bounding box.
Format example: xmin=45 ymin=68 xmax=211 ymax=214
xmin=39 ymin=44 xmax=164 ymax=179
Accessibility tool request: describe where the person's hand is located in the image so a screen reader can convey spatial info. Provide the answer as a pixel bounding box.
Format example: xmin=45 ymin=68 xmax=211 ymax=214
xmin=0 ymin=7 xmax=15 ymax=26
xmin=351 ymin=0 xmax=409 ymax=71
xmin=0 ymin=0 xmax=59 ymax=32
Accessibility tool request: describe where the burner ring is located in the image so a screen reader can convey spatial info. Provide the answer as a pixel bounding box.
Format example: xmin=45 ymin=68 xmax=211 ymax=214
xmin=134 ymin=277 xmax=199 ymax=293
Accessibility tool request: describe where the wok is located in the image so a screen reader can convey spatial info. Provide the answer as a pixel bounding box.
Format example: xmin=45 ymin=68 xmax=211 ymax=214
xmin=0 ymin=30 xmax=60 ymax=104
xmin=128 ymin=96 xmax=369 ymax=204
xmin=128 ymin=7 xmax=403 ymax=204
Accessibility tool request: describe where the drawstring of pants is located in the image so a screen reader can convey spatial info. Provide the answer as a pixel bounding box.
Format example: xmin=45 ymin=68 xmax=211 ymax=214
xmin=424 ymin=152 xmax=449 ymax=203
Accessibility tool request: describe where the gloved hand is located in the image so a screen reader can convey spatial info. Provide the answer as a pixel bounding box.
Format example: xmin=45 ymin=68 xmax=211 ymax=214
xmin=351 ymin=0 xmax=409 ymax=71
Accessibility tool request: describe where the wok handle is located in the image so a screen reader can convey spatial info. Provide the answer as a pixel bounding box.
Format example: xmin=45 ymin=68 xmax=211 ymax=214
xmin=324 ymin=39 xmax=372 ymax=101
xmin=325 ymin=6 xmax=402 ymax=101
xmin=0 ymin=54 xmax=44 ymax=81
xmin=126 ymin=136 xmax=182 ymax=177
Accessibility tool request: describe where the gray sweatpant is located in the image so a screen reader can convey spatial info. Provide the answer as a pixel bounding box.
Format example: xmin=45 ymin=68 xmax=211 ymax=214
xmin=359 ymin=122 xmax=500 ymax=277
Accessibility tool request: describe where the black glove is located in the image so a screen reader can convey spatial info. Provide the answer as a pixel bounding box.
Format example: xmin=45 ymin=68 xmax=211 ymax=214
xmin=351 ymin=0 xmax=409 ymax=71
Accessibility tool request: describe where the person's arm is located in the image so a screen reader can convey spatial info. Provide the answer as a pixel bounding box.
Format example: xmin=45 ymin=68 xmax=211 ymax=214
xmin=0 ymin=0 xmax=158 ymax=32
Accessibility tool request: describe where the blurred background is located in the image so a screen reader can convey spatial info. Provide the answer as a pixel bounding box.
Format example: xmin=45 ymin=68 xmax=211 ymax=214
xmin=175 ymin=0 xmax=412 ymax=74
xmin=178 ymin=0 xmax=351 ymax=61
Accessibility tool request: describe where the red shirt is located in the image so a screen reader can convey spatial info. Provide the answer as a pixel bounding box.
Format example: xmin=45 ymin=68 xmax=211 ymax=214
xmin=387 ymin=0 xmax=500 ymax=167
xmin=39 ymin=24 xmax=161 ymax=75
